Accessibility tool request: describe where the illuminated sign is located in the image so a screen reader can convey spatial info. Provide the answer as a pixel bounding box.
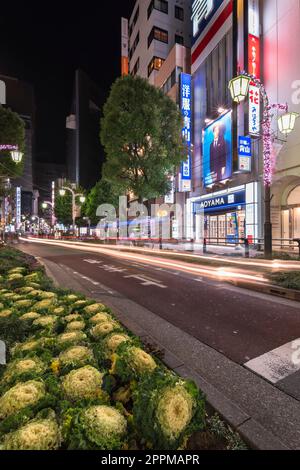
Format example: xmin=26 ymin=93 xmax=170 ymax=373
xmin=165 ymin=176 xmax=175 ymax=204
xmin=180 ymin=73 xmax=192 ymax=192
xmin=248 ymin=0 xmax=259 ymax=37
xmin=0 ymin=145 xmax=18 ymax=151
xmin=192 ymin=0 xmax=214 ymax=37
xmin=202 ymin=111 xmax=233 ymax=187
xmin=248 ymin=34 xmax=260 ymax=78
xmin=238 ymin=136 xmax=252 ymax=172
xmin=249 ymin=84 xmax=260 ymax=135
xmin=16 ymin=187 xmax=21 ymax=229
xmin=193 ymin=190 xmax=245 ymax=213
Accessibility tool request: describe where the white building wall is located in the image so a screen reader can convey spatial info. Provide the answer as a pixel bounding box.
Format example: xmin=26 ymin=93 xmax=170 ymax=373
xmin=129 ymin=0 xmax=192 ymax=83
xmin=262 ymin=0 xmax=300 ymax=241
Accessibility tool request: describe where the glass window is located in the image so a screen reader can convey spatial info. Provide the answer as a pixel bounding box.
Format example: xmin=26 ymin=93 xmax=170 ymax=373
xmin=175 ymin=34 xmax=184 ymax=45
xmin=148 ymin=0 xmax=168 ymax=19
xmin=148 ymin=56 xmax=165 ymax=77
xmin=132 ymin=58 xmax=140 ymax=76
xmin=148 ymin=26 xmax=168 ymax=48
xmin=205 ymin=29 xmax=233 ymax=116
xmin=129 ymin=31 xmax=139 ymax=60
xmin=175 ymin=6 xmax=184 ymax=21
xmin=129 ymin=6 xmax=139 ymax=37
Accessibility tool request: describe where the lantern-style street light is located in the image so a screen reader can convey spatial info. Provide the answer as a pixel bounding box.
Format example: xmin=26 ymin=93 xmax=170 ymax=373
xmin=228 ymin=72 xmax=299 ymax=258
xmin=277 ymin=112 xmax=299 ymax=135
xmin=10 ymin=151 xmax=23 ymax=163
xmin=228 ymin=75 xmax=251 ymax=104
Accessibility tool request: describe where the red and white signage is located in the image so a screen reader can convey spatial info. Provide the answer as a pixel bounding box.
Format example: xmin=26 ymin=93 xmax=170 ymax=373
xmin=249 ymin=84 xmax=260 ymax=135
xmin=191 ymin=0 xmax=233 ymax=73
xmin=248 ymin=34 xmax=260 ymax=78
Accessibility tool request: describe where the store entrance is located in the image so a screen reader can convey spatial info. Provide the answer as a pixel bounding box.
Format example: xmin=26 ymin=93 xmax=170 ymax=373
xmin=204 ymin=210 xmax=245 ymax=244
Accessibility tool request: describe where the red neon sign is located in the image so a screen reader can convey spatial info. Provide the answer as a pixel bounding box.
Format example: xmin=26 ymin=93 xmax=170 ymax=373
xmin=248 ymin=34 xmax=260 ymax=78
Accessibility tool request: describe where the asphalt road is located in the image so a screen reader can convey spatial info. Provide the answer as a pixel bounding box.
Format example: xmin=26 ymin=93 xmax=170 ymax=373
xmin=18 ymin=240 xmax=300 ymax=367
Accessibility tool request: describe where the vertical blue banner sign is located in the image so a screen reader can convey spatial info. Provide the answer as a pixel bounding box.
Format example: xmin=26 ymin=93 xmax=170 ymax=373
xmin=180 ymin=73 xmax=192 ymax=189
xmin=238 ymin=136 xmax=252 ymax=172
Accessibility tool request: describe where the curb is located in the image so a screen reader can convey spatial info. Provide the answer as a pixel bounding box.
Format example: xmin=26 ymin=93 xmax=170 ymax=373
xmin=229 ymin=279 xmax=300 ymax=302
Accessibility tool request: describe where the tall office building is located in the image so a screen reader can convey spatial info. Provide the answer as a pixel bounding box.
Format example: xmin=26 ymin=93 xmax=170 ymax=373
xmin=127 ymin=0 xmax=193 ymax=84
xmin=0 ymin=74 xmax=36 ymax=216
xmin=66 ymin=69 xmax=105 ymax=190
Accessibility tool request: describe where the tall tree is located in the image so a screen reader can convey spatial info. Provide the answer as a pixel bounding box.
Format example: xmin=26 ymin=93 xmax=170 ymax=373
xmin=100 ymin=75 xmax=185 ymax=202
xmin=83 ymin=179 xmax=119 ymax=225
xmin=0 ymin=106 xmax=25 ymax=179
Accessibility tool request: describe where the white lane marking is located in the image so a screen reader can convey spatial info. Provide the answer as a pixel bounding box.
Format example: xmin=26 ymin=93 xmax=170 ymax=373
xmin=124 ymin=274 xmax=167 ymax=289
xmin=245 ymin=339 xmax=300 ymax=383
xmin=73 ymin=271 xmax=100 ymax=286
xmin=84 ymin=259 xmax=103 ymax=264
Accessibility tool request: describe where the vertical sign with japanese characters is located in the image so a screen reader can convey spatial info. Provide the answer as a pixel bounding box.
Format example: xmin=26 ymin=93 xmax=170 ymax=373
xmin=16 ymin=187 xmax=21 ymax=229
xmin=180 ymin=73 xmax=192 ymax=192
xmin=249 ymin=84 xmax=260 ymax=135
xmin=248 ymin=0 xmax=260 ymax=136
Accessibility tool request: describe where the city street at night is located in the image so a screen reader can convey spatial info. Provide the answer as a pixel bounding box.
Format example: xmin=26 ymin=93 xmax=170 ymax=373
xmin=16 ymin=237 xmax=300 ymax=450
xmin=1 ymin=0 xmax=300 ymax=460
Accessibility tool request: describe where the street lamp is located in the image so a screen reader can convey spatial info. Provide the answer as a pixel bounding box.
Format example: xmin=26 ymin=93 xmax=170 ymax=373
xmin=277 ymin=112 xmax=299 ymax=135
xmin=228 ymin=75 xmax=251 ymax=103
xmin=157 ymin=209 xmax=168 ymax=250
xmin=59 ymin=186 xmax=85 ymax=230
xmin=41 ymin=201 xmax=56 ymax=227
xmin=228 ymin=72 xmax=299 ymax=258
xmin=10 ymin=151 xmax=23 ymax=163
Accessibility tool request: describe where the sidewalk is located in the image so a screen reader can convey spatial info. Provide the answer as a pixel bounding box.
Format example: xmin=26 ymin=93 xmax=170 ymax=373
xmin=37 ymin=256 xmax=300 ymax=450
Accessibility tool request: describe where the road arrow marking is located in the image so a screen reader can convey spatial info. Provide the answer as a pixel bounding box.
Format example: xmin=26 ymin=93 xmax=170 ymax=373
xmin=124 ymin=274 xmax=167 ymax=289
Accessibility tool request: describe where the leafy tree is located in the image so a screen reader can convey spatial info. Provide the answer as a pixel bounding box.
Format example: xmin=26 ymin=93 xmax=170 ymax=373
xmin=83 ymin=179 xmax=120 ymax=225
xmin=0 ymin=106 xmax=25 ymax=179
xmin=100 ymin=75 xmax=185 ymax=202
xmin=54 ymin=182 xmax=85 ymax=226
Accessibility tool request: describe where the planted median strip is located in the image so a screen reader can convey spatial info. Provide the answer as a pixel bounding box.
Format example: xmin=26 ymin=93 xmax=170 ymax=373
xmin=0 ymin=247 xmax=246 ymax=450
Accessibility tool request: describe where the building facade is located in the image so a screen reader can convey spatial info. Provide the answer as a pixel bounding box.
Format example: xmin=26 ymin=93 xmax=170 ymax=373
xmin=188 ymin=0 xmax=257 ymax=244
xmin=128 ymin=0 xmax=193 ymax=84
xmin=262 ymin=0 xmax=300 ymax=243
xmin=0 ymin=74 xmax=36 ymax=218
xmin=66 ymin=69 xmax=105 ymax=191
xmin=186 ymin=0 xmax=300 ymax=249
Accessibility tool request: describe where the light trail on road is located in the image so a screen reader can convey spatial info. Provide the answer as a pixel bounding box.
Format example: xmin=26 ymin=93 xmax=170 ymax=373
xmin=24 ymin=236 xmax=300 ymax=271
xmin=21 ymin=237 xmax=269 ymax=285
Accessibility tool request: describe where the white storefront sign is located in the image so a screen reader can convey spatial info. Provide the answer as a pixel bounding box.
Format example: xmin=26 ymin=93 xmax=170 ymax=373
xmin=249 ymin=84 xmax=260 ymax=135
xmin=248 ymin=0 xmax=260 ymax=37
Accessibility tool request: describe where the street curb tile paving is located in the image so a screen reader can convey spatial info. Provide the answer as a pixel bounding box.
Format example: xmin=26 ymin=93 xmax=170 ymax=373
xmin=36 ymin=255 xmax=300 ymax=450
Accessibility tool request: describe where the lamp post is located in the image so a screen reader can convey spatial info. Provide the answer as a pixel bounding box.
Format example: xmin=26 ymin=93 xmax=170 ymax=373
xmin=42 ymin=201 xmax=56 ymax=228
xmin=59 ymin=187 xmax=86 ymax=232
xmin=31 ymin=216 xmax=41 ymax=234
xmin=157 ymin=209 xmax=168 ymax=250
xmin=229 ymin=72 xmax=299 ymax=259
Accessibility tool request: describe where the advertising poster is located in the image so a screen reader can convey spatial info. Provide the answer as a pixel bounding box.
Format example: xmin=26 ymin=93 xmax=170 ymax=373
xmin=203 ymin=111 xmax=233 ymax=187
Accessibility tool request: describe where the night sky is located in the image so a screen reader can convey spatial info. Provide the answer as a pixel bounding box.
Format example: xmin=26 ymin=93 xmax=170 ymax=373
xmin=0 ymin=1 xmax=135 ymax=164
